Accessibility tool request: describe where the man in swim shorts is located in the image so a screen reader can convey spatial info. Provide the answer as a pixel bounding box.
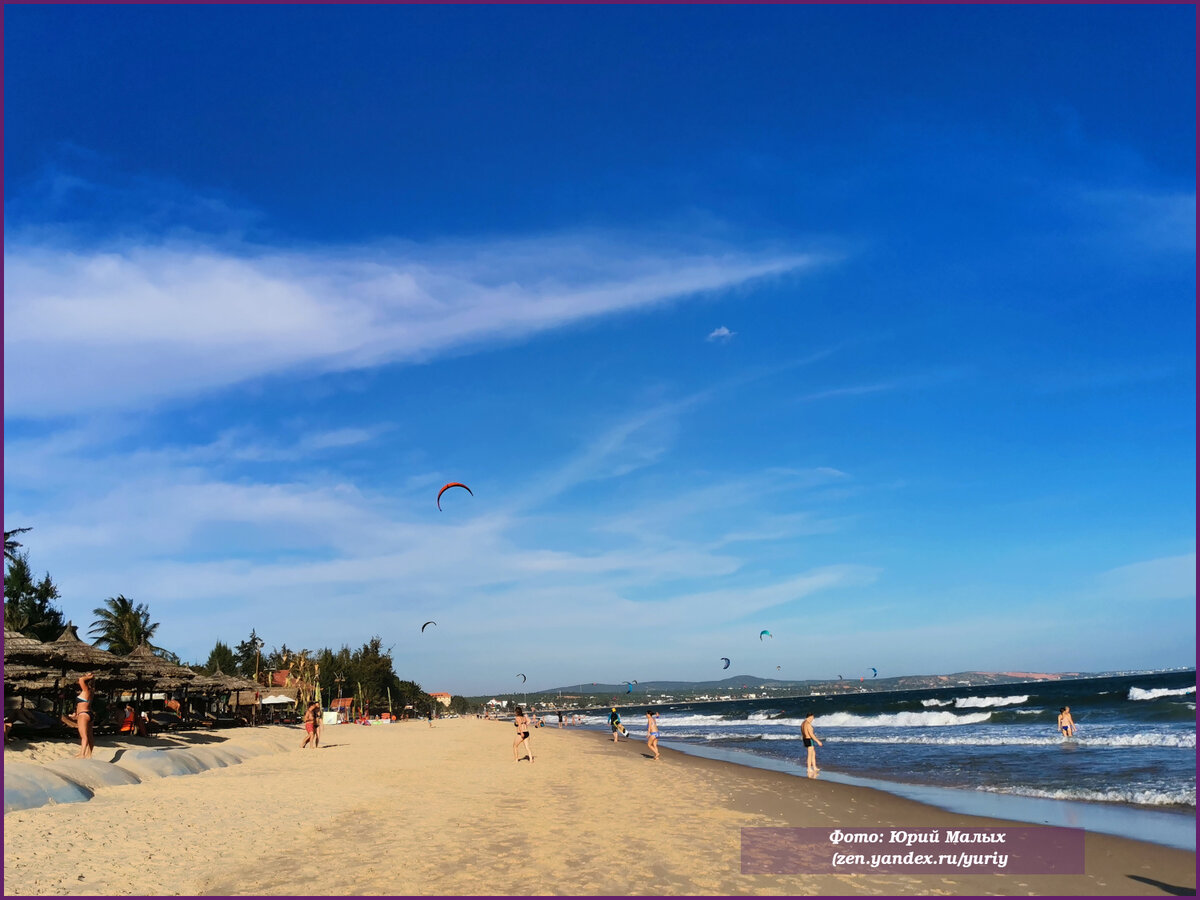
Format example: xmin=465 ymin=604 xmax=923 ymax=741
xmin=801 ymin=713 xmax=822 ymax=776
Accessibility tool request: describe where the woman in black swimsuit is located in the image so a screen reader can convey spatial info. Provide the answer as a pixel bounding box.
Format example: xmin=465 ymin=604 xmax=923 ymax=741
xmin=67 ymin=673 xmax=96 ymax=758
xmin=512 ymin=705 xmax=534 ymax=763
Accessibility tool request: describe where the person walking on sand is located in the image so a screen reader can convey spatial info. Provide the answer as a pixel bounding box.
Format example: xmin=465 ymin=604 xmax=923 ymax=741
xmin=63 ymin=673 xmax=96 ymax=758
xmin=646 ymin=708 xmax=661 ymax=760
xmin=301 ymin=701 xmax=321 ymax=749
xmin=801 ymin=713 xmax=822 ymax=776
xmin=1057 ymin=706 xmax=1076 ymax=738
xmin=512 ymin=706 xmax=534 ymax=762
xmin=609 ymin=707 xmax=627 ymax=742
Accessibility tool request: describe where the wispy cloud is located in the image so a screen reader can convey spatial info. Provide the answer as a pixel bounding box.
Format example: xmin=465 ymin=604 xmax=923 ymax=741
xmin=797 ymin=370 xmax=966 ymax=403
xmin=4 ymin=233 xmax=825 ymax=418
xmin=1094 ymin=553 xmax=1196 ymax=603
xmin=707 ymin=325 xmax=736 ymax=342
xmin=1077 ymin=188 xmax=1196 ymax=256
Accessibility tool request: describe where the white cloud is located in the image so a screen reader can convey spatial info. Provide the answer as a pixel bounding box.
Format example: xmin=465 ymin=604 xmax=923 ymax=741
xmin=4 ymin=234 xmax=822 ymax=418
xmin=707 ymin=325 xmax=736 ymax=341
xmin=1078 ymin=188 xmax=1196 ymax=255
xmin=1095 ymin=553 xmax=1196 ymax=603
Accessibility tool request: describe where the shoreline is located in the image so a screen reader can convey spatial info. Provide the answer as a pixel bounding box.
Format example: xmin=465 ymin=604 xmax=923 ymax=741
xmin=656 ymin=737 xmax=1197 ymax=851
xmin=4 ymin=719 xmax=1195 ymax=896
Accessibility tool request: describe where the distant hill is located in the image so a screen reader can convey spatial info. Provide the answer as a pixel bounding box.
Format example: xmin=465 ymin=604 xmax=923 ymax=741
xmin=477 ymin=670 xmax=1112 ymax=702
xmin=469 ymin=667 xmax=1193 ymax=704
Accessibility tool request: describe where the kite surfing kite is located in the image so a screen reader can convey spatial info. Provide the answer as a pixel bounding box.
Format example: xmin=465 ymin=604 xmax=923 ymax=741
xmin=516 ymin=673 xmax=527 ymax=683
xmin=870 ymin=667 xmax=878 ymax=678
xmin=776 ymin=665 xmax=782 ymax=670
xmin=420 ymin=621 xmax=437 ymax=633
xmin=720 ymin=657 xmax=731 ymax=669
xmin=437 ymin=482 xmax=473 ymax=511
xmin=759 ymin=630 xmax=773 ymax=641
xmin=626 ymin=682 xmax=634 ymax=694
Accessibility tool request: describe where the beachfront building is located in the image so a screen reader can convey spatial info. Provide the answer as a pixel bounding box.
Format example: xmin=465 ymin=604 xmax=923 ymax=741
xmin=430 ymin=692 xmax=452 ymax=708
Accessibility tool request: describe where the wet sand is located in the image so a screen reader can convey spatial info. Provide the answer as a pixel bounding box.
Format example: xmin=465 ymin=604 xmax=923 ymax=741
xmin=3 ymin=718 xmax=1194 ymax=896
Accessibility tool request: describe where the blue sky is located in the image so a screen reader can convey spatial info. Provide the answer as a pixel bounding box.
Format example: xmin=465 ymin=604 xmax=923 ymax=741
xmin=3 ymin=7 xmax=1194 ymax=695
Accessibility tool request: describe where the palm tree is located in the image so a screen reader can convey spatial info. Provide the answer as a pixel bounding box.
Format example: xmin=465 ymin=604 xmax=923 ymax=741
xmin=4 ymin=527 xmax=32 ymax=566
xmin=89 ymin=595 xmax=160 ymax=655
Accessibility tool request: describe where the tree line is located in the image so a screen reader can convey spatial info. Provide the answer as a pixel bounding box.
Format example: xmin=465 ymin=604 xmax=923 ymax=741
xmin=4 ymin=527 xmax=472 ymax=715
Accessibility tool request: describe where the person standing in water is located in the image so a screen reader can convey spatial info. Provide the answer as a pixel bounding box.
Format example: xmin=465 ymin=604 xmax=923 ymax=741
xmin=801 ymin=713 xmax=822 ymax=776
xmin=1057 ymin=706 xmax=1076 ymax=738
xmin=645 ymin=708 xmax=661 ymax=760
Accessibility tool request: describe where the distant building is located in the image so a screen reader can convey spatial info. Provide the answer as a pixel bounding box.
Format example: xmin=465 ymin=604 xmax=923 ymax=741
xmin=430 ymin=692 xmax=453 ymax=708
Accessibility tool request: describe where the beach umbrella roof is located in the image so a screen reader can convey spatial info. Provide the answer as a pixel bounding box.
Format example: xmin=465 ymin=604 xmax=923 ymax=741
xmin=3 ymin=628 xmax=59 ymax=664
xmin=178 ymin=667 xmax=227 ymax=691
xmin=2 ymin=661 xmax=64 ymax=692
xmin=45 ymin=623 xmax=127 ymax=671
xmin=208 ymin=665 xmax=260 ymax=693
xmin=123 ymin=642 xmax=197 ymax=682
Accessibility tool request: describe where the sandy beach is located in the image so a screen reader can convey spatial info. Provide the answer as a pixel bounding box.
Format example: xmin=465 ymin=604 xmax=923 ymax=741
xmin=3 ymin=718 xmax=1194 ymax=896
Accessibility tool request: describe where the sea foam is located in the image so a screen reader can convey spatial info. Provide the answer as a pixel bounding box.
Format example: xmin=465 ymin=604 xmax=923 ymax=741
xmin=1128 ymin=686 xmax=1196 ymax=701
xmin=978 ymin=784 xmax=1196 ymax=808
xmin=954 ymin=695 xmax=1029 ymax=709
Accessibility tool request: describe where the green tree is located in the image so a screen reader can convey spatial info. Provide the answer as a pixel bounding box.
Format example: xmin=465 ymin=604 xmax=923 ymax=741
xmin=2 ymin=552 xmax=66 ymax=642
xmin=347 ymin=636 xmax=402 ymax=712
xmin=448 ymin=695 xmax=474 ymax=715
xmin=89 ymin=595 xmax=160 ymax=654
xmin=4 ymin=526 xmax=33 ymax=565
xmin=234 ymin=629 xmax=266 ymax=681
xmin=204 ymin=640 xmax=237 ymax=675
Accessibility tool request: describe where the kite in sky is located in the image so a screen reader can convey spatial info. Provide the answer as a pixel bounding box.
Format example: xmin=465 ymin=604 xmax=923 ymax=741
xmin=437 ymin=482 xmax=473 ymax=510
xmin=421 ymin=621 xmax=437 ymax=632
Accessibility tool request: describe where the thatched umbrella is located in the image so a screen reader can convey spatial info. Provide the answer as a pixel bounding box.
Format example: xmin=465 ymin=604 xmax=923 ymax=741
xmin=2 ymin=662 xmax=61 ymax=693
xmin=45 ymin=623 xmax=127 ymax=672
xmin=175 ymin=667 xmax=226 ymax=718
xmin=123 ymin=643 xmax=197 ymax=686
xmin=116 ymin=643 xmax=198 ymax=720
xmin=3 ymin=627 xmax=59 ymax=665
xmin=213 ymin=667 xmax=262 ymax=718
xmin=179 ymin=667 xmax=226 ymax=692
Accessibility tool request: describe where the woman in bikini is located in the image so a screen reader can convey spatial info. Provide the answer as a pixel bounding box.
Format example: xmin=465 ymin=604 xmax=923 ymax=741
xmin=646 ymin=708 xmax=661 ymax=760
xmin=512 ymin=705 xmax=534 ymax=763
xmin=66 ymin=673 xmax=96 ymax=758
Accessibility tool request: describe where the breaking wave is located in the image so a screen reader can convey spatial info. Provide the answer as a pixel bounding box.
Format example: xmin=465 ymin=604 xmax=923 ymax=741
xmin=1128 ymin=686 xmax=1196 ymax=701
xmin=954 ymin=695 xmax=1029 ymax=709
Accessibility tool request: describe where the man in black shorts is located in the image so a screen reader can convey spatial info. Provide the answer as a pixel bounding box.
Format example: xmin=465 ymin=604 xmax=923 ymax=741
xmin=609 ymin=707 xmax=626 ymax=742
xmin=801 ymin=713 xmax=822 ymax=776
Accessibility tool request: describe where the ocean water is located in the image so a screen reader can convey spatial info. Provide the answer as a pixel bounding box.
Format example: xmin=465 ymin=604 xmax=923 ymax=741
xmin=584 ymin=671 xmax=1196 ymax=821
